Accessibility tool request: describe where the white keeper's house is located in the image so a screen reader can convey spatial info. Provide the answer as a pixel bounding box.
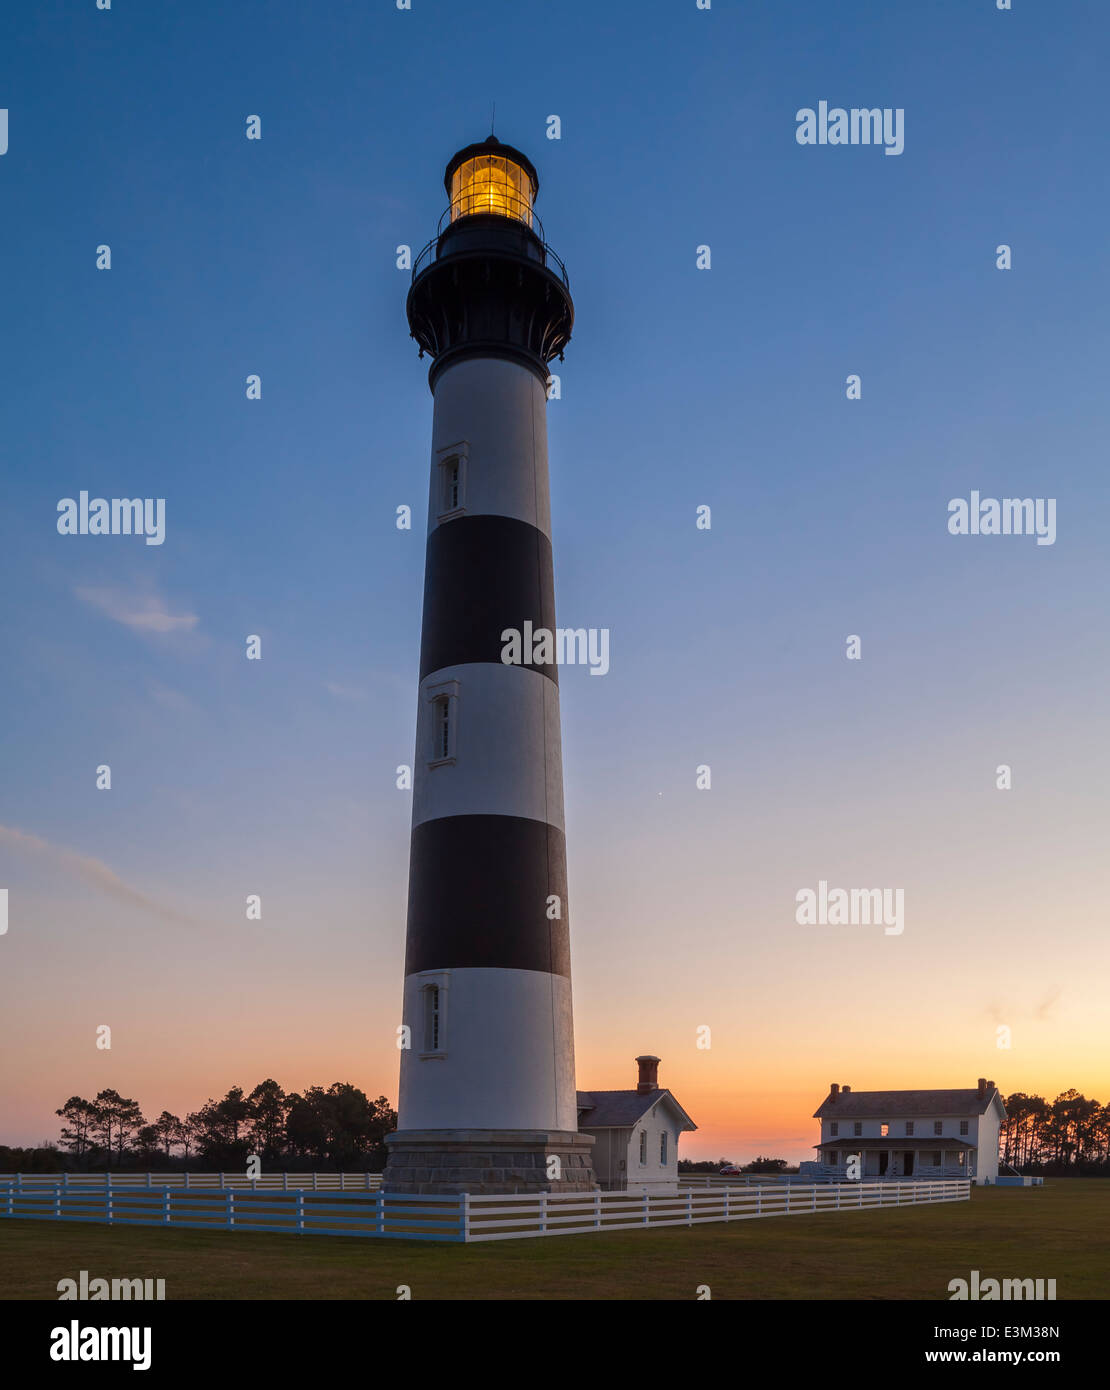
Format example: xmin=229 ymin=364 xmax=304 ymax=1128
xmin=811 ymin=1079 xmax=1006 ymax=1184
xmin=577 ymin=1056 xmax=697 ymax=1194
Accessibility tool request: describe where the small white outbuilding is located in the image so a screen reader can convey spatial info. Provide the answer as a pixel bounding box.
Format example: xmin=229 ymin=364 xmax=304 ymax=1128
xmin=577 ymin=1056 xmax=697 ymax=1194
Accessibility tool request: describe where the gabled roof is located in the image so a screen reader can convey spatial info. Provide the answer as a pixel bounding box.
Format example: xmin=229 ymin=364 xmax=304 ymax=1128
xmin=813 ymin=1088 xmax=1005 ymax=1120
xmin=576 ymin=1089 xmax=697 ymax=1132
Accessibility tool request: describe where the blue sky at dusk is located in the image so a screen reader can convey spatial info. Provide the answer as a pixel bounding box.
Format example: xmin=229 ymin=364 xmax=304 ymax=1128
xmin=1 ymin=0 xmax=1107 ymax=1157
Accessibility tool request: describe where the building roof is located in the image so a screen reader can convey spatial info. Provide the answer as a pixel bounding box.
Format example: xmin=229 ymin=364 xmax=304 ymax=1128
xmin=815 ymin=1137 xmax=975 ymax=1151
xmin=576 ymin=1089 xmax=697 ymax=1132
xmin=813 ymin=1088 xmax=1003 ymax=1120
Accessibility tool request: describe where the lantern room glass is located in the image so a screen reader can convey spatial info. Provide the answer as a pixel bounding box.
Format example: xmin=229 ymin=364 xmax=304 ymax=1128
xmin=450 ymin=155 xmax=534 ymax=228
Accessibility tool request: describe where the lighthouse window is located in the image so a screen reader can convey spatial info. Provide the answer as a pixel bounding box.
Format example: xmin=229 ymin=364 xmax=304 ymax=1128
xmin=426 ymin=680 xmax=459 ymax=767
xmin=435 ymin=445 xmax=468 ymax=520
xmin=425 ymin=986 xmax=441 ymax=1052
xmin=435 ymin=697 xmax=450 ymax=760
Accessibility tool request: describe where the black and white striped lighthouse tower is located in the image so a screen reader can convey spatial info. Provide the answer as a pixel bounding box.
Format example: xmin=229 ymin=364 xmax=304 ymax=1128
xmin=381 ymin=136 xmax=596 ymax=1195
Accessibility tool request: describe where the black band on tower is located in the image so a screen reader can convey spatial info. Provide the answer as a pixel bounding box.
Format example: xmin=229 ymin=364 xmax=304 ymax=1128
xmin=405 ymin=814 xmax=570 ymax=977
xmin=419 ymin=514 xmax=559 ymax=683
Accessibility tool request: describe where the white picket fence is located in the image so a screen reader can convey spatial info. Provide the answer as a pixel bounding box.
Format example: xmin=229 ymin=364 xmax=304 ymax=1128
xmin=0 ymin=1177 xmax=969 ymax=1243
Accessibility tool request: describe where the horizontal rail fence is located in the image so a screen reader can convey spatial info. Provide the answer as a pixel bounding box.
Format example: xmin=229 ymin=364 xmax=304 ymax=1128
xmin=465 ymin=1180 xmax=969 ymax=1240
xmin=0 ymin=1172 xmax=383 ymax=1191
xmin=0 ymin=1186 xmax=460 ymax=1242
xmin=0 ymin=1178 xmax=969 ymax=1243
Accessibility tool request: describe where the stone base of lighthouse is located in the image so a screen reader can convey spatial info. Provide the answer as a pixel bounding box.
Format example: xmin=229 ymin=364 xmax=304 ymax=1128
xmin=382 ymin=1129 xmax=596 ymax=1195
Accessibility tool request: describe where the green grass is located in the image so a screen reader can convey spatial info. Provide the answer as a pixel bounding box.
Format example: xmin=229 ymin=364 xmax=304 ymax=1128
xmin=1 ymin=1181 xmax=1105 ymax=1300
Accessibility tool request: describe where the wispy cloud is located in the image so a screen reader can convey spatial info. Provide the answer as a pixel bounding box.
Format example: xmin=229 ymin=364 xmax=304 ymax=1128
xmin=149 ymin=681 xmax=195 ymax=714
xmin=75 ymin=584 xmax=199 ymax=635
xmin=0 ymin=824 xmax=195 ymax=926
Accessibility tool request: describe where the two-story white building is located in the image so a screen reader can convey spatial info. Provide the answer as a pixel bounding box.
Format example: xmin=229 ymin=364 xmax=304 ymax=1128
xmin=577 ymin=1056 xmax=697 ymax=1194
xmin=812 ymin=1079 xmax=1006 ymax=1184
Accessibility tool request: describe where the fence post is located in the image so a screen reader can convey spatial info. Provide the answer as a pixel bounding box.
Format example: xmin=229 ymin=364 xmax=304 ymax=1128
xmin=376 ymin=1190 xmax=385 ymax=1238
xmin=16 ymin=1172 xmax=22 ymax=1194
xmin=594 ymin=1189 xmax=601 ymax=1230
xmin=55 ymin=1185 xmax=61 ymax=1219
xmin=643 ymin=1190 xmax=649 ymax=1226
xmin=63 ymin=1173 xmax=69 ymax=1192
xmin=184 ymin=1171 xmax=190 ymax=1189
xmin=462 ymin=1191 xmax=470 ymax=1243
xmin=164 ymin=1188 xmax=171 ymax=1224
xmin=313 ymin=1172 xmax=318 ymax=1191
xmin=228 ymin=1190 xmax=234 ymax=1228
xmin=539 ymin=1190 xmax=547 ymax=1236
xmin=785 ymin=1184 xmax=791 ymax=1214
xmin=146 ymin=1172 xmax=152 ymax=1189
xmin=219 ymin=1171 xmax=224 ymax=1189
xmin=757 ymin=1185 xmax=762 ymax=1216
xmin=297 ymin=1191 xmax=305 ymax=1233
xmin=723 ymin=1186 xmax=730 ymax=1222
xmin=283 ymin=1172 xmax=288 ymax=1191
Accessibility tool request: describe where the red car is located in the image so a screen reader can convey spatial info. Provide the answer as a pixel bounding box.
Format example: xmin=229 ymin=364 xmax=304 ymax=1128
xmin=718 ymin=1165 xmax=743 ymax=1176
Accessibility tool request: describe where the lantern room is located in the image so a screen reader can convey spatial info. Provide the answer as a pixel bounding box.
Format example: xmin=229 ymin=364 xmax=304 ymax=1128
xmin=444 ymin=135 xmax=538 ymax=229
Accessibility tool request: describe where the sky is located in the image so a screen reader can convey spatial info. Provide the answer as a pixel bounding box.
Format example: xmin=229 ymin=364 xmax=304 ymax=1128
xmin=1 ymin=0 xmax=1107 ymax=1164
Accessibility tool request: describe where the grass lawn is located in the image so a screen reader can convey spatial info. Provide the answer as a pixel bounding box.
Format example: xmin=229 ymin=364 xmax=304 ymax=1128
xmin=0 ymin=1181 xmax=1104 ymax=1300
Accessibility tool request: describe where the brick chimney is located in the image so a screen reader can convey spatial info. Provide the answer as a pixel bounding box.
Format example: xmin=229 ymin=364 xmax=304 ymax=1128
xmin=829 ymin=1083 xmax=840 ymax=1103
xmin=636 ymin=1055 xmax=660 ymax=1094
xmin=842 ymin=1084 xmax=851 ymax=1094
xmin=977 ymin=1077 xmax=987 ymax=1099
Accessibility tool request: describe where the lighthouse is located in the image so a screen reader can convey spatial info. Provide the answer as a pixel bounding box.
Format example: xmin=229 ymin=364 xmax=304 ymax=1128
xmin=382 ymin=136 xmax=596 ymax=1195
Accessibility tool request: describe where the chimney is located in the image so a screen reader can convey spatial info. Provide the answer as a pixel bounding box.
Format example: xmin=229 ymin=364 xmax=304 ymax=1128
xmin=635 ymin=1055 xmax=660 ymax=1094
xmin=842 ymin=1084 xmax=851 ymax=1094
xmin=977 ymin=1077 xmax=987 ymax=1099
xmin=829 ymin=1083 xmax=839 ymax=1103
xmin=987 ymin=1080 xmax=995 ymax=1093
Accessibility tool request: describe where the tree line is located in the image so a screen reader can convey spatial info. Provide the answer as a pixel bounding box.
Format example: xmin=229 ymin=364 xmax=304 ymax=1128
xmin=38 ymin=1081 xmax=398 ymax=1172
xmin=1000 ymin=1090 xmax=1110 ymax=1173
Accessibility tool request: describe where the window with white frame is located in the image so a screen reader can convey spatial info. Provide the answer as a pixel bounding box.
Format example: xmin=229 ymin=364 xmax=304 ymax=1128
xmin=830 ymin=1121 xmax=839 ymax=1137
xmin=934 ymin=1120 xmax=943 ymax=1135
xmin=423 ymin=984 xmax=442 ymax=1052
xmin=906 ymin=1121 xmax=915 ymax=1135
xmin=435 ymin=442 xmax=468 ymax=521
xmin=853 ymin=1121 xmax=862 ymax=1137
xmin=426 ymin=680 xmax=459 ymax=767
xmin=660 ymin=1131 xmax=668 ymax=1165
xmin=959 ymin=1120 xmax=969 ymax=1135
xmin=639 ymin=1130 xmax=647 ymax=1166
